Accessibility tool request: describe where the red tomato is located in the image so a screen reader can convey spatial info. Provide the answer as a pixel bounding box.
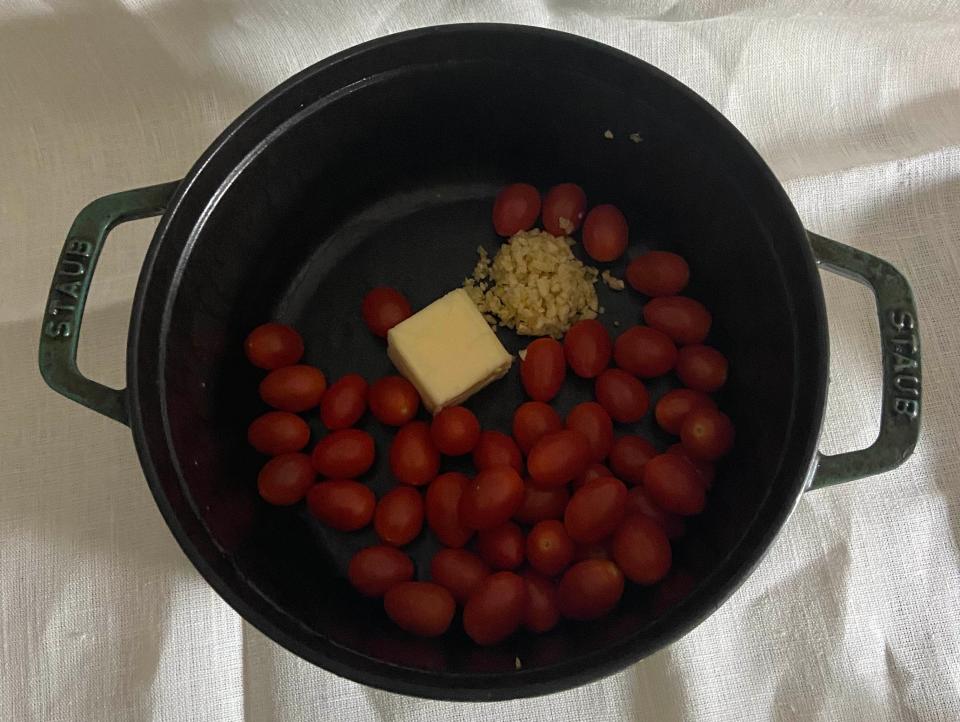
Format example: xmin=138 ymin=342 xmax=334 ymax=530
xmin=608 ymin=435 xmax=657 ymax=485
xmin=257 ymin=453 xmax=314 ymax=505
xmin=430 ymin=548 xmax=491 ymax=604
xmin=522 ymin=571 xmax=561 ymax=633
xmin=594 ymin=369 xmax=649 ymax=423
xmin=244 ymin=322 xmax=304 ymax=370
xmin=463 ymin=571 xmax=527 ymax=645
xmin=625 ymin=486 xmax=686 ymax=540
xmin=477 ymin=522 xmax=525 ymax=570
xmin=384 ymin=582 xmax=455 ymax=637
xmin=514 ymin=483 xmax=569 ymax=524
xmin=473 ymin=431 xmax=524 ymax=474
xmin=369 ymin=375 xmax=420 ymax=426
xmin=526 ymin=520 xmax=575 ymax=576
xmin=676 ymin=345 xmax=728 ymax=392
xmin=527 ymin=430 xmax=591 ymax=488
xmin=259 ymin=364 xmax=327 ymax=412
xmin=558 ymin=560 xmax=624 ymax=620
xmin=390 ymin=421 xmax=440 ymax=486
xmin=643 ymin=296 xmax=712 ymax=345
xmin=565 ymin=402 xmax=614 ymax=462
xmin=542 ymin=183 xmax=587 ymax=236
xmin=625 ymin=251 xmax=690 ymax=297
xmin=564 ymin=476 xmax=628 ymax=543
xmin=306 ymin=480 xmax=375 ymax=531
xmin=582 ymin=204 xmax=628 ymax=262
xmin=612 ymin=514 xmax=672 ymax=585
xmin=248 ymin=411 xmax=310 ymax=455
xmin=430 ymin=406 xmax=481 ymax=456
xmin=521 ymin=338 xmax=566 ymax=402
xmin=654 ymin=388 xmax=716 ymax=435
xmin=563 ymin=319 xmax=613 ymax=378
xmin=613 ymin=326 xmax=678 ymax=378
xmin=492 ymin=183 xmax=541 ymax=236
xmin=666 ymin=443 xmax=715 ymax=488
xmin=681 ymin=407 xmax=734 ymax=461
xmin=459 ymin=466 xmax=525 ymax=530
xmin=348 ymin=545 xmax=415 ymax=597
xmin=311 ymin=429 xmax=375 ymax=478
xmin=573 ymin=462 xmax=612 ymax=491
xmin=320 ymin=374 xmax=368 ymax=429
xmin=425 ymin=472 xmax=473 ymax=547
xmin=374 ymin=486 xmax=424 ymax=546
xmin=361 ymin=287 xmax=412 ymax=338
xmin=643 ymin=453 xmax=706 ymax=515
xmin=512 ymin=401 xmax=563 ymax=454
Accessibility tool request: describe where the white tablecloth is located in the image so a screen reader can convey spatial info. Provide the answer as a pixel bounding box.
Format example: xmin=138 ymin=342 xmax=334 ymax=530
xmin=2 ymin=1 xmax=958 ymax=719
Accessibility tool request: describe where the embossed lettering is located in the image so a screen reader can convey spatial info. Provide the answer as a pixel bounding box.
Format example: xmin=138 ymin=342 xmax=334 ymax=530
xmin=59 ymin=259 xmax=85 ymax=276
xmin=67 ymin=239 xmax=93 ymax=257
xmin=892 ymin=352 xmax=918 ymax=372
xmin=893 ymin=374 xmax=920 ymax=396
xmin=44 ymin=319 xmax=72 ymax=338
xmin=894 ymin=398 xmax=919 ymax=418
xmin=890 ymin=334 xmax=919 ymax=355
xmin=889 ymin=310 xmax=915 ymax=332
xmin=55 ymin=281 xmax=82 ymax=299
xmin=47 ymin=295 xmax=75 ymax=315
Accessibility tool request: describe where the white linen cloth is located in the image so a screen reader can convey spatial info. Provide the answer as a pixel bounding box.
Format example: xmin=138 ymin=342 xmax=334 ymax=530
xmin=1 ymin=1 xmax=958 ymax=719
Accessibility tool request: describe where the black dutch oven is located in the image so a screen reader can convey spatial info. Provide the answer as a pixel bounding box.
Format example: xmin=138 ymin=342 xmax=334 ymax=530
xmin=39 ymin=25 xmax=921 ymax=700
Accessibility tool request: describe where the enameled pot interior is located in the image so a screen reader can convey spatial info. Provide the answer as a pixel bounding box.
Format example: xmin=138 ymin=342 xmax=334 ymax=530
xmin=130 ymin=27 xmax=827 ymax=698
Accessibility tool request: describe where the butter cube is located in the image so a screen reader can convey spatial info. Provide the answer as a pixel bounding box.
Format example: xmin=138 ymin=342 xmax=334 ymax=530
xmin=387 ymin=289 xmax=513 ymax=413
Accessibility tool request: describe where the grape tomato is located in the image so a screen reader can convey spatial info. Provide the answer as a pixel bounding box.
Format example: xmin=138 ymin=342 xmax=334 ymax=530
xmin=312 ymin=429 xmax=375 ymax=479
xmin=362 ymin=287 xmax=412 ymax=338
xmin=430 ymin=548 xmax=490 ymax=604
xmin=608 ymin=435 xmax=657 ymax=485
xmin=384 ymin=582 xmax=455 ymax=638
xmin=307 ymin=480 xmax=375 ymax=531
xmin=595 ymin=369 xmax=649 ymax=423
xmin=612 ymin=514 xmax=672 ymax=585
xmin=563 ymin=319 xmax=612 ymax=378
xmin=374 ymin=486 xmax=424 ymax=546
xmin=526 ymin=520 xmax=575 ymax=577
xmin=558 ymin=560 xmax=624 ymax=621
xmin=348 ymin=546 xmax=415 ymax=597
xmin=642 ymin=453 xmax=706 ymax=516
xmin=425 ymin=472 xmax=473 ymax=547
xmin=493 ymin=183 xmax=541 ymax=237
xmin=259 ymin=365 xmax=327 ymax=412
xmin=527 ymin=429 xmax=591 ymax=488
xmin=680 ymin=407 xmax=734 ymax=461
xmin=613 ymin=326 xmax=677 ymax=379
xmin=463 ymin=572 xmax=527 ymax=646
xmin=512 ymin=401 xmax=563 ymax=454
xmin=542 ymin=183 xmax=587 ymax=236
xmin=320 ymin=374 xmax=368 ymax=430
xmin=582 ymin=204 xmax=628 ymax=262
xmin=458 ymin=466 xmax=525 ymax=530
xmin=473 ymin=431 xmax=524 ymax=474
xmin=244 ymin=322 xmax=304 ymax=370
xmin=390 ymin=421 xmax=440 ymax=486
xmin=520 ymin=338 xmax=566 ymax=402
xmin=522 ymin=571 xmax=561 ymax=633
xmin=477 ymin=522 xmax=525 ymax=570
xmin=565 ymin=402 xmax=614 ymax=462
xmin=655 ymin=388 xmax=716 ymax=435
xmin=676 ymin=345 xmax=728 ymax=393
xmin=564 ymin=476 xmax=628 ymax=544
xmin=248 ymin=411 xmax=310 ymax=456
xmin=643 ymin=296 xmax=711 ymax=345
xmin=514 ymin=483 xmax=569 ymax=525
xmin=431 ymin=406 xmax=481 ymax=456
xmin=369 ymin=375 xmax=420 ymax=426
xmin=257 ymin=453 xmax=314 ymax=505
xmin=625 ymin=251 xmax=690 ymax=297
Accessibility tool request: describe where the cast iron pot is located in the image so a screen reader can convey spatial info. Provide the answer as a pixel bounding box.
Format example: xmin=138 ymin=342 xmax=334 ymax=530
xmin=39 ymin=25 xmax=921 ymax=700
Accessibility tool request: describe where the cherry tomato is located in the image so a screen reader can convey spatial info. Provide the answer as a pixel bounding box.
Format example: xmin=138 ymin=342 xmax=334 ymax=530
xmin=244 ymin=322 xmax=304 ymax=370
xmin=514 ymin=483 xmax=569 ymax=524
xmin=320 ymin=374 xmax=368 ymax=429
xmin=306 ymin=480 xmax=375 ymax=531
xmin=625 ymin=251 xmax=690 ymax=297
xmin=512 ymin=401 xmax=563 ymax=454
xmin=430 ymin=406 xmax=481 ymax=456
xmin=565 ymin=402 xmax=614 ymax=462
xmin=558 ymin=560 xmax=624 ymax=620
xmin=564 ymin=476 xmax=628 ymax=544
xmin=390 ymin=421 xmax=440 ymax=486
xmin=595 ymin=369 xmax=649 ymax=423
xmin=542 ymin=183 xmax=587 ymax=236
xmin=563 ymin=319 xmax=612 ymax=378
xmin=676 ymin=345 xmax=728 ymax=392
xmin=573 ymin=462 xmax=612 ymax=491
xmin=348 ymin=545 xmax=415 ymax=597
xmin=384 ymin=582 xmax=455 ymax=637
xmin=642 ymin=453 xmax=706 ymax=515
xmin=257 ymin=453 xmax=314 ymax=505
xmin=680 ymin=407 xmax=734 ymax=461
xmin=492 ymin=183 xmax=541 ymax=237
xmin=666 ymin=443 xmax=715 ymax=488
xmin=361 ymin=287 xmax=412 ymax=338
xmin=463 ymin=571 xmax=527 ymax=645
xmin=311 ymin=429 xmax=375 ymax=478
xmin=526 ymin=520 xmax=575 ymax=576
xmin=430 ymin=548 xmax=490 ymax=604
xmin=582 ymin=204 xmax=628 ymax=262
xmin=527 ymin=430 xmax=591 ymax=488
xmin=477 ymin=522 xmax=525 ymax=570
xmin=613 ymin=326 xmax=678 ymax=378
xmin=608 ymin=435 xmax=657 ymax=485
xmin=374 ymin=486 xmax=425 ymax=546
xmin=473 ymin=431 xmax=524 ymax=475
xmin=612 ymin=514 xmax=672 ymax=585
xmin=369 ymin=375 xmax=420 ymax=426
xmin=625 ymin=486 xmax=686 ymax=540
xmin=520 ymin=338 xmax=566 ymax=402
xmin=259 ymin=365 xmax=327 ymax=412
xmin=522 ymin=570 xmax=561 ymax=633
xmin=459 ymin=466 xmax=525 ymax=530
xmin=425 ymin=472 xmax=473 ymax=547
xmin=643 ymin=296 xmax=711 ymax=345
xmin=654 ymin=388 xmax=716 ymax=435
xmin=248 ymin=411 xmax=310 ymax=455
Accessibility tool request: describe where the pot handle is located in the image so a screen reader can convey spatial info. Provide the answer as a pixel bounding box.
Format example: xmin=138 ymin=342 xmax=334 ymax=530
xmin=38 ymin=181 xmax=180 ymax=425
xmin=806 ymin=232 xmax=921 ymax=490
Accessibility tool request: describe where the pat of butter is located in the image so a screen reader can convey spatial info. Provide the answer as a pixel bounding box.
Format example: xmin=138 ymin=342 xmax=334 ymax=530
xmin=387 ymin=289 xmax=513 ymax=413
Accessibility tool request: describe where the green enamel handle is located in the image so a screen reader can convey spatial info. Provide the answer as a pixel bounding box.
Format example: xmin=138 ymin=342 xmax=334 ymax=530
xmin=38 ymin=181 xmax=180 ymax=425
xmin=807 ymin=232 xmax=922 ymax=490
